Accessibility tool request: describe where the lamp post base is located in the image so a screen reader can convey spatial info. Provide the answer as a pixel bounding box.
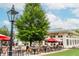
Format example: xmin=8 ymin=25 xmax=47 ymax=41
xmin=8 ymin=51 xmax=12 ymax=56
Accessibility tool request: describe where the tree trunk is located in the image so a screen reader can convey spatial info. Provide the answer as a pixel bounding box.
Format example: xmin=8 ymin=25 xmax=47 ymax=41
xmin=30 ymin=40 xmax=32 ymax=46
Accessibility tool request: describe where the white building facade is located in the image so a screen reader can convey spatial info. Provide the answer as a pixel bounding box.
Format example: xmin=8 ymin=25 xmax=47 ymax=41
xmin=48 ymin=30 xmax=79 ymax=48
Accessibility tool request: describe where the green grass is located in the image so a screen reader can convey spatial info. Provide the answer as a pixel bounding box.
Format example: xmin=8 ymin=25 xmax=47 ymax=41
xmin=46 ymin=48 xmax=79 ymax=56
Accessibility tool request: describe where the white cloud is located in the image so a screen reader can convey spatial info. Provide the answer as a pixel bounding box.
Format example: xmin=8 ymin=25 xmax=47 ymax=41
xmin=46 ymin=13 xmax=64 ymax=30
xmin=72 ymin=8 xmax=79 ymax=17
xmin=46 ymin=3 xmax=79 ymax=9
xmin=66 ymin=18 xmax=79 ymax=24
xmin=64 ymin=18 xmax=79 ymax=29
xmin=45 ymin=3 xmax=79 ymax=30
xmin=46 ymin=3 xmax=79 ymax=17
xmin=46 ymin=13 xmax=79 ymax=31
xmin=3 ymin=20 xmax=11 ymax=30
xmin=64 ymin=4 xmax=79 ymax=8
xmin=46 ymin=3 xmax=65 ymax=9
xmin=3 ymin=20 xmax=10 ymax=25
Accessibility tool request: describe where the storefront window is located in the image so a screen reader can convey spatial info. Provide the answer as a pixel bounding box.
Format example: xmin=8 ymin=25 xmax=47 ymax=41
xmin=50 ymin=35 xmax=55 ymax=38
xmin=66 ymin=39 xmax=69 ymax=45
xmin=58 ymin=35 xmax=63 ymax=38
xmin=75 ymin=40 xmax=76 ymax=45
xmin=70 ymin=40 xmax=72 ymax=45
xmin=52 ymin=35 xmax=55 ymax=38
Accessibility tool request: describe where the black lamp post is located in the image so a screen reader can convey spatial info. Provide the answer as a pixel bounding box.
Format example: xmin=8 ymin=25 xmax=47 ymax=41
xmin=7 ymin=5 xmax=18 ymax=56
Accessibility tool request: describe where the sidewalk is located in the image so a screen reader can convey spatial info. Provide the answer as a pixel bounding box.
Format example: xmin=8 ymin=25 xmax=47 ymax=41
xmin=35 ymin=49 xmax=69 ymax=56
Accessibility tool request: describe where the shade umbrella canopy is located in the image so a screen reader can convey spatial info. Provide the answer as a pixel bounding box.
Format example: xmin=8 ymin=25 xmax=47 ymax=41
xmin=46 ymin=38 xmax=62 ymax=42
xmin=47 ymin=38 xmax=58 ymax=42
xmin=55 ymin=38 xmax=62 ymax=42
xmin=0 ymin=34 xmax=10 ymax=41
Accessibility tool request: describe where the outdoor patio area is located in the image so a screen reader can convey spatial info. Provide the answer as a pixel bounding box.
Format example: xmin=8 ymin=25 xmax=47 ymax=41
xmin=0 ymin=43 xmax=63 ymax=56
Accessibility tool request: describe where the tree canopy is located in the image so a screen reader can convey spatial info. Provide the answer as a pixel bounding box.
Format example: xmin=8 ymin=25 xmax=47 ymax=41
xmin=0 ymin=25 xmax=10 ymax=36
xmin=15 ymin=3 xmax=49 ymax=46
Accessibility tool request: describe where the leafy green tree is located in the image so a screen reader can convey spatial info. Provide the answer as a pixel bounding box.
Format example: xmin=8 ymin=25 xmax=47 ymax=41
xmin=0 ymin=25 xmax=10 ymax=36
xmin=15 ymin=3 xmax=49 ymax=46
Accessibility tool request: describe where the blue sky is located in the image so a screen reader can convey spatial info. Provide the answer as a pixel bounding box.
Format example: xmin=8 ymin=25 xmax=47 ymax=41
xmin=0 ymin=3 xmax=79 ymax=32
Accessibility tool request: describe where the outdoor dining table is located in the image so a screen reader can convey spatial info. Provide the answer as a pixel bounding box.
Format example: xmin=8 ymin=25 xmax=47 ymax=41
xmin=12 ymin=46 xmax=27 ymax=56
xmin=1 ymin=46 xmax=9 ymax=56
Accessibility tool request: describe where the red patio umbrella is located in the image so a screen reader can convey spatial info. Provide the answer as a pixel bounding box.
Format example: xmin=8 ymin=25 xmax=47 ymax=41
xmin=47 ymin=38 xmax=58 ymax=42
xmin=55 ymin=38 xmax=62 ymax=42
xmin=0 ymin=34 xmax=10 ymax=41
xmin=46 ymin=38 xmax=62 ymax=42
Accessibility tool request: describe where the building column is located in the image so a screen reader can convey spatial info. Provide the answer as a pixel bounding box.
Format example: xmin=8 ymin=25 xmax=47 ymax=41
xmin=63 ymin=35 xmax=67 ymax=48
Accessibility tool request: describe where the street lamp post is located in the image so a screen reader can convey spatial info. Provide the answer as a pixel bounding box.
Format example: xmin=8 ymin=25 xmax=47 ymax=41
xmin=7 ymin=5 xmax=18 ymax=56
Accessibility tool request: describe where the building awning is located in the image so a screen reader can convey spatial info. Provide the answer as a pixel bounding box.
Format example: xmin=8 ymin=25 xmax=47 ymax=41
xmin=0 ymin=34 xmax=10 ymax=41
